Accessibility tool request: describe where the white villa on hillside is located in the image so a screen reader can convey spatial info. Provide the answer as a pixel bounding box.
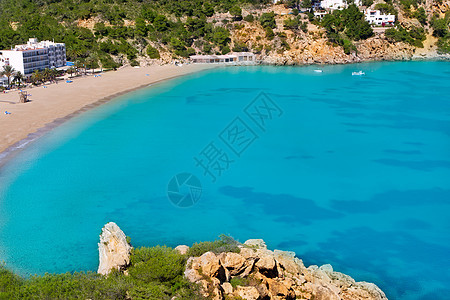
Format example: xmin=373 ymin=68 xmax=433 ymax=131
xmin=364 ymin=9 xmax=395 ymax=25
xmin=0 ymin=38 xmax=66 ymax=77
xmin=190 ymin=52 xmax=255 ymax=64
xmin=314 ymin=10 xmax=328 ymax=19
xmin=320 ymin=0 xmax=361 ymax=10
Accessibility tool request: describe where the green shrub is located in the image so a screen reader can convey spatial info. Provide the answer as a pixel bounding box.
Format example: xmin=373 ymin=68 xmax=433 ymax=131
xmin=100 ymin=55 xmax=121 ymax=70
xmin=413 ymin=7 xmax=427 ymax=25
xmin=260 ymin=12 xmax=276 ymax=29
xmin=0 ymin=264 xmax=23 ymax=297
xmin=385 ymin=26 xmax=426 ymax=47
xmin=221 ymin=45 xmax=231 ymax=54
xmin=203 ymin=43 xmax=212 ymax=54
xmin=301 ymin=0 xmax=312 ymax=9
xmin=187 ymin=235 xmax=240 ymax=257
xmin=212 ymin=27 xmax=231 ymax=46
xmin=265 ymin=27 xmax=275 ymax=40
xmin=128 ymin=283 xmax=169 ymax=300
xmin=431 ymin=17 xmax=449 ymax=37
xmin=232 ymin=41 xmax=248 ymax=52
xmin=129 ymin=246 xmax=186 ymax=284
xmin=300 ymin=21 xmax=308 ymax=33
xmin=229 ymin=5 xmax=242 ymax=21
xmin=253 ymin=44 xmax=263 ymax=53
xmin=437 ymin=36 xmax=450 ymax=53
xmin=230 ymin=277 xmax=249 ymax=288
xmin=244 ymin=14 xmax=254 ymax=22
xmin=277 ymin=31 xmax=287 ymax=38
xmin=284 ymin=17 xmax=300 ymax=30
xmin=342 ymin=39 xmax=356 ymax=54
xmin=17 ymin=271 xmax=131 ymax=299
xmin=146 ymin=45 xmax=160 ymax=59
xmin=322 ymin=5 xmax=373 ymax=42
xmin=375 ymin=3 xmax=397 ymax=15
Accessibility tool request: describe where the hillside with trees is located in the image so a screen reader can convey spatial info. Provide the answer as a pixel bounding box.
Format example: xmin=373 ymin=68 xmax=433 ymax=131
xmin=0 ymin=0 xmax=448 ymax=68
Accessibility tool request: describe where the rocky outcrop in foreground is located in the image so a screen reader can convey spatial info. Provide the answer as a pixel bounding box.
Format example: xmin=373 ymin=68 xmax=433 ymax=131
xmin=183 ymin=239 xmax=387 ymax=300
xmin=97 ymin=222 xmax=132 ymax=275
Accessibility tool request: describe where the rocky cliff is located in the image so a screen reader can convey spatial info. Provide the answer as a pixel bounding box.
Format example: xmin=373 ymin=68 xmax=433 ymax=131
xmin=97 ymin=223 xmax=387 ymax=299
xmin=228 ymin=3 xmax=450 ymax=66
xmin=97 ymin=222 xmax=132 ymax=275
xmin=183 ymin=239 xmax=387 ymax=300
xmin=70 ymin=1 xmax=449 ymax=67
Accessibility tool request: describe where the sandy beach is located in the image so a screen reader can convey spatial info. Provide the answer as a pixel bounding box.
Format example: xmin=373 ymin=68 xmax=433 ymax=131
xmin=0 ymin=63 xmax=216 ymax=160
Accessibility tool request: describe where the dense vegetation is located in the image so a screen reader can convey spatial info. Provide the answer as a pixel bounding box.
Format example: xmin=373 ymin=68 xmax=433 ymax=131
xmin=0 ymin=0 xmax=270 ymax=68
xmin=385 ymin=25 xmax=426 ymax=47
xmin=0 ymin=235 xmax=239 ymax=300
xmin=322 ymin=4 xmax=374 ymax=54
xmin=0 ymin=0 xmax=446 ymax=69
xmin=431 ymin=14 xmax=450 ymax=53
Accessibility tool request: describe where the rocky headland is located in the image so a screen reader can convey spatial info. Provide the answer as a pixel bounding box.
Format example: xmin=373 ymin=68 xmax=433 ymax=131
xmin=98 ymin=222 xmax=387 ymax=300
xmin=227 ymin=2 xmax=450 ymax=66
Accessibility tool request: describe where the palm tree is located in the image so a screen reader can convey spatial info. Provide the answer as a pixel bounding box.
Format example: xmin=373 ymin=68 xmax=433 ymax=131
xmin=0 ymin=65 xmax=16 ymax=89
xmin=68 ymin=66 xmax=76 ymax=78
xmin=70 ymin=66 xmax=77 ymax=78
xmin=86 ymin=54 xmax=99 ymax=74
xmin=42 ymin=68 xmax=51 ymax=83
xmin=75 ymin=60 xmax=87 ymax=75
xmin=50 ymin=69 xmax=59 ymax=82
xmin=13 ymin=71 xmax=24 ymax=87
xmin=31 ymin=70 xmax=43 ymax=85
xmin=66 ymin=48 xmax=82 ymax=61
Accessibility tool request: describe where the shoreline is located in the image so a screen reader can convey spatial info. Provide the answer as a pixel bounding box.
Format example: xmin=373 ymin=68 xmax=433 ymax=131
xmin=1 ymin=58 xmax=448 ymax=168
xmin=0 ymin=64 xmax=218 ymax=168
xmin=256 ymin=53 xmax=450 ymax=66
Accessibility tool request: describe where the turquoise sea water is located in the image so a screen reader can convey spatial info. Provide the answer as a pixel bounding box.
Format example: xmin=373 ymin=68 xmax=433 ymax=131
xmin=0 ymin=62 xmax=449 ymax=299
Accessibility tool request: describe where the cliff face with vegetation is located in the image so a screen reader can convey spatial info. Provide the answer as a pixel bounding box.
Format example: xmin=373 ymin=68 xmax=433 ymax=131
xmin=233 ymin=0 xmax=450 ymax=65
xmin=0 ymin=0 xmax=448 ymax=68
xmin=230 ymin=13 xmax=417 ymax=65
xmin=0 ymin=223 xmax=389 ymax=299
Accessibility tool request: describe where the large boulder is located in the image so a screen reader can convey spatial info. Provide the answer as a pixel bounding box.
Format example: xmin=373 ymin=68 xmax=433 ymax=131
xmin=234 ymin=286 xmax=260 ymax=300
xmin=244 ymin=239 xmax=267 ymax=249
xmin=174 ymin=245 xmax=190 ymax=255
xmin=184 ymin=238 xmax=387 ymax=300
xmin=191 ymin=251 xmax=227 ymax=281
xmin=97 ymin=222 xmax=132 ymax=275
xmin=220 ymin=252 xmax=247 ymax=276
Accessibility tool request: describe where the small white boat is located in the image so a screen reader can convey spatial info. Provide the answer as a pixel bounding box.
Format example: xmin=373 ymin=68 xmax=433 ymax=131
xmin=314 ymin=69 xmax=323 ymax=73
xmin=352 ymin=71 xmax=365 ymax=76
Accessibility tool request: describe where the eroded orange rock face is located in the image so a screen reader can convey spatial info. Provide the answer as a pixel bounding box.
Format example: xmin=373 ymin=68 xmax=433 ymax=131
xmin=185 ymin=239 xmax=388 ymax=300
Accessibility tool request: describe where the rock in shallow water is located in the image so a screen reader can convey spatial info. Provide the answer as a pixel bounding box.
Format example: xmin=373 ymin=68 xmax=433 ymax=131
xmin=97 ymin=222 xmax=132 ymax=275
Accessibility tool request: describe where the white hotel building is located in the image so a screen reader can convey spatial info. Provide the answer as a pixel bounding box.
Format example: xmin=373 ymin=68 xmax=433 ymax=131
xmin=0 ymin=38 xmax=66 ymax=77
